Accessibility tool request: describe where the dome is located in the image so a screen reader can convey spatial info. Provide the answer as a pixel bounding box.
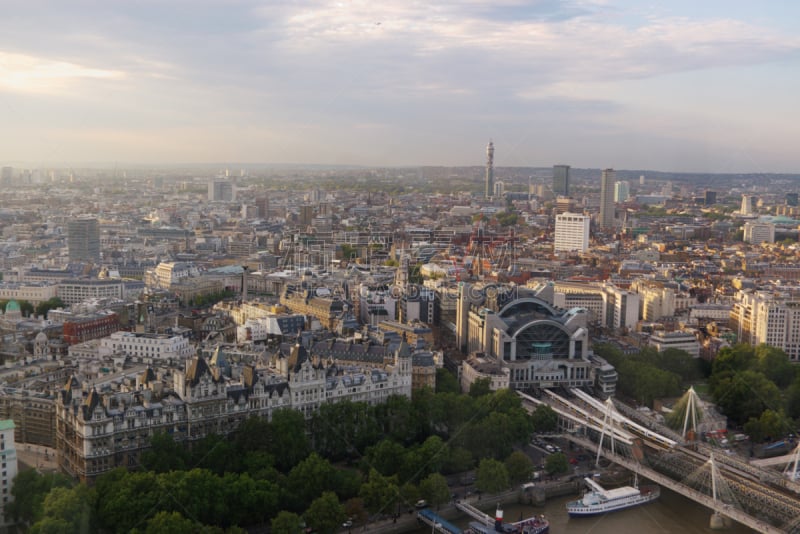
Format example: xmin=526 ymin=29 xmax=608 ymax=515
xmin=35 ymin=331 xmax=48 ymax=342
xmin=5 ymin=300 xmax=20 ymax=313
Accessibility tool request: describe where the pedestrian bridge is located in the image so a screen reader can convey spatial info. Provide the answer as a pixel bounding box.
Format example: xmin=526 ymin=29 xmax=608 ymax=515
xmin=519 ymin=388 xmax=800 ymax=533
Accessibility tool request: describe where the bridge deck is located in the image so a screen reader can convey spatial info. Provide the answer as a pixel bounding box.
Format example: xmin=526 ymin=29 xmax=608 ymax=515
xmin=565 ymin=432 xmax=786 ymax=533
xmin=417 ymin=508 xmax=462 ymax=534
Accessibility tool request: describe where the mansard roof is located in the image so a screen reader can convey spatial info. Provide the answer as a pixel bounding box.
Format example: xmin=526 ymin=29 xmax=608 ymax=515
xmin=185 ymin=356 xmax=220 ymax=386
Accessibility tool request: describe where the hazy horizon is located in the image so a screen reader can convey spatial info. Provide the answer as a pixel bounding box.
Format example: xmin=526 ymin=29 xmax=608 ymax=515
xmin=2 ymin=1 xmax=800 ymax=173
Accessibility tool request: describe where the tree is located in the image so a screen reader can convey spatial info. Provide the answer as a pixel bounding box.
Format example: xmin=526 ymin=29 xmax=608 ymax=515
xmin=744 ymin=409 xmax=789 ymax=443
xmin=29 ymin=485 xmax=94 ymax=534
xmin=95 ymin=470 xmax=162 ymax=533
xmin=141 ymin=432 xmax=188 ymax=472
xmin=8 ymin=470 xmax=73 ymax=525
xmin=436 ymin=368 xmax=461 ymax=394
xmin=418 ymin=473 xmax=450 ymax=508
xmin=463 ymin=412 xmax=513 ymax=460
xmin=544 ymin=452 xmax=569 ymax=476
xmin=310 ymin=401 xmax=381 ymax=461
xmin=469 ymin=378 xmax=492 ymax=398
xmin=658 ymin=348 xmax=704 ymax=383
xmin=271 ymin=511 xmax=303 ymax=534
xmin=285 ymin=453 xmax=340 ymax=512
xmin=365 ymin=439 xmax=407 ymax=476
xmin=711 ymin=370 xmax=782 ymax=426
xmin=443 ymin=447 xmax=474 ymax=474
xmin=343 ymin=497 xmax=368 ymax=526
xmin=18 ymin=300 xmax=34 ymax=317
xmin=475 ymin=458 xmax=509 ymax=494
xmin=143 ymin=511 xmax=199 ymax=534
xmin=304 ymin=491 xmax=346 ymax=534
xmin=35 ymin=297 xmax=65 ymax=318
xmin=400 ymin=435 xmax=447 ymax=482
xmin=505 ymin=451 xmax=534 ymax=485
xmin=268 ymin=409 xmax=311 ymax=471
xmin=754 ymin=345 xmax=796 ymax=388
xmin=359 ymin=469 xmax=400 ymax=515
xmin=530 ymin=405 xmax=558 ymax=433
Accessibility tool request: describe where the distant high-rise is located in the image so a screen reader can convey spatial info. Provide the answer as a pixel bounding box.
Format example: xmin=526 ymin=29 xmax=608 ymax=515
xmin=493 ymin=180 xmax=504 ymax=198
xmin=300 ymin=205 xmax=315 ymax=226
xmin=705 ymin=190 xmax=717 ymax=206
xmin=485 ymin=141 xmax=494 ymax=199
xmin=0 ymin=420 xmax=17 ymax=530
xmin=554 ymin=213 xmax=590 ymax=253
xmin=614 ymin=181 xmax=630 ymax=203
xmin=599 ymin=169 xmax=616 ymax=230
xmin=256 ymin=196 xmax=270 ymax=218
xmin=787 ymin=193 xmax=799 ymax=207
xmin=208 ymin=179 xmax=233 ymax=201
xmin=740 ymin=194 xmax=754 ymax=216
xmin=1 ymin=167 xmax=12 ymax=186
xmin=68 ymin=216 xmax=100 ymax=263
xmin=553 ymin=165 xmax=570 ymax=196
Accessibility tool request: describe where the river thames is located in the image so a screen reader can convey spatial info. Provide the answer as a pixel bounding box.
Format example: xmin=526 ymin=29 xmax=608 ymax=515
xmin=409 ymin=488 xmax=756 ymax=533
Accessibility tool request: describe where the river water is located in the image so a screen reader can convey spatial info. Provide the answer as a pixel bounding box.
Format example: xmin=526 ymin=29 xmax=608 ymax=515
xmin=408 ymin=488 xmax=756 ymax=533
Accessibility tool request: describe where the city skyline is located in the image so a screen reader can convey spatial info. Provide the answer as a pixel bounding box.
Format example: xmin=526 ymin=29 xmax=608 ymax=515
xmin=2 ymin=1 xmax=800 ymax=173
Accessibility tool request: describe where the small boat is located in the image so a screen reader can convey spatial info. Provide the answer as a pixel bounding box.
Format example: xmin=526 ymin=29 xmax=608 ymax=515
xmin=566 ymin=474 xmax=659 ymax=517
xmin=465 ymin=506 xmax=549 ymax=534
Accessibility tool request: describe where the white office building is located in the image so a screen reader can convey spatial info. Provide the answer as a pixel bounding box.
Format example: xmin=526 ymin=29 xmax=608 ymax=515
xmin=743 ymin=221 xmax=775 ymax=245
xmin=614 ymin=181 xmax=630 ymax=202
xmin=554 ymin=213 xmax=590 ymax=253
xmin=98 ymin=331 xmax=194 ymax=363
xmin=0 ymin=420 xmax=17 ymax=530
xmin=648 ymin=331 xmax=701 ymax=358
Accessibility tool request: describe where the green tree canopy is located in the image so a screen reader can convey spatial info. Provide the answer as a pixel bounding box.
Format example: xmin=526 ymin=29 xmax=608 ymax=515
xmin=505 ymin=451 xmax=534 ymax=485
xmin=418 ymin=473 xmax=450 ymax=508
xmin=711 ymin=370 xmax=783 ymax=426
xmin=271 ymin=511 xmax=303 ymax=534
xmin=8 ymin=469 xmax=73 ymax=525
xmin=475 ymin=458 xmax=509 ymax=494
xmin=436 ymin=368 xmax=461 ymax=394
xmin=359 ymin=469 xmax=400 ymax=515
xmin=544 ymin=452 xmax=569 ymax=476
xmin=530 ymin=405 xmax=558 ymax=433
xmin=142 ymin=511 xmax=199 ymax=534
xmin=304 ymin=491 xmax=346 ymax=534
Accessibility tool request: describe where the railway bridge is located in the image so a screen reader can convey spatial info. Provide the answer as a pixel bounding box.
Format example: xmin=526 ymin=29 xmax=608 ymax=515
xmin=519 ymin=388 xmax=800 ymax=533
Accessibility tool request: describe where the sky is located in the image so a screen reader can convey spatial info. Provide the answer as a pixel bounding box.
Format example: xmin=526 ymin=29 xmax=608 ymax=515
xmin=1 ymin=0 xmax=800 ymax=173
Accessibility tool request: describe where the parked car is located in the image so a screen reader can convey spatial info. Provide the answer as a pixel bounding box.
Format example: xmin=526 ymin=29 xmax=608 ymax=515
xmin=415 ymin=499 xmax=428 ymax=509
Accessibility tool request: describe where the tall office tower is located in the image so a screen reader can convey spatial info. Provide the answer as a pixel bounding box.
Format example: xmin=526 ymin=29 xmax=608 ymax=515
xmin=208 ymin=179 xmax=233 ymax=201
xmin=740 ymin=194 xmax=753 ymax=216
xmin=554 ymin=213 xmax=590 ymax=253
xmin=68 ymin=216 xmax=100 ymax=263
xmin=485 ymin=140 xmax=494 ymax=199
xmin=599 ymin=169 xmax=616 ymax=230
xmin=705 ymin=190 xmax=717 ymax=206
xmin=787 ymin=193 xmax=799 ymax=207
xmin=299 ymin=205 xmax=315 ymax=226
xmin=493 ymin=180 xmax=504 ymax=198
xmin=553 ymin=164 xmax=570 ymax=196
xmin=0 ymin=420 xmax=17 ymax=529
xmin=256 ymin=196 xmax=269 ymax=218
xmin=614 ymin=181 xmax=630 ymax=202
xmin=1 ymin=167 xmax=12 ymax=186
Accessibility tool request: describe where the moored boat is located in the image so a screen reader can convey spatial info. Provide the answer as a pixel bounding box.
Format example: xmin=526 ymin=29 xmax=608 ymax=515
xmin=567 ymin=475 xmax=659 ymax=517
xmin=464 ymin=506 xmax=549 ymax=534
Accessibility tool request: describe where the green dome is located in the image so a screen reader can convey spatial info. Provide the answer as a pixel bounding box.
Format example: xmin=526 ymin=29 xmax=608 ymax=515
xmin=5 ymin=300 xmax=20 ymax=313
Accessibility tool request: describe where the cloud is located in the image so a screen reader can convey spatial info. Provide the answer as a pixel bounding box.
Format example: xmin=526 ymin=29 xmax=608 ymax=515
xmin=0 ymin=51 xmax=125 ymax=94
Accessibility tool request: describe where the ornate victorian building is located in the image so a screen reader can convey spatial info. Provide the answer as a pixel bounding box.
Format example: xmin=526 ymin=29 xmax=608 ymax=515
xmin=56 ymin=341 xmax=413 ymax=482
